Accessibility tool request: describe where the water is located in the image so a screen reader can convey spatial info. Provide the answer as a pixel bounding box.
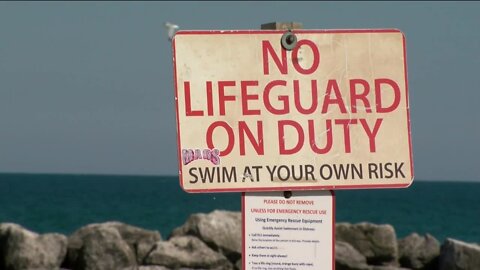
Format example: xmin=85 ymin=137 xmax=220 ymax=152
xmin=0 ymin=173 xmax=478 ymax=243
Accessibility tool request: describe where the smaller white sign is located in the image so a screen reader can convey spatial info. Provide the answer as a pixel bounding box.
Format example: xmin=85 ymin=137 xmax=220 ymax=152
xmin=242 ymin=191 xmax=334 ymax=270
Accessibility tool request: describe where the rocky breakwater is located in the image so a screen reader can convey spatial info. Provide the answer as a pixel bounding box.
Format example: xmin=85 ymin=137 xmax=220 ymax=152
xmin=0 ymin=210 xmax=479 ymax=270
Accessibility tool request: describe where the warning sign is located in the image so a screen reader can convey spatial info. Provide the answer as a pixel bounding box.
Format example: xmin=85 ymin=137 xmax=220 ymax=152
xmin=242 ymin=190 xmax=334 ymax=270
xmin=172 ymin=29 xmax=413 ymax=192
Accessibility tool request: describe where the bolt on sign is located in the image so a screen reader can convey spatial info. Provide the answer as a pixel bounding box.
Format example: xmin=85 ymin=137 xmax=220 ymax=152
xmin=172 ymin=29 xmax=413 ymax=192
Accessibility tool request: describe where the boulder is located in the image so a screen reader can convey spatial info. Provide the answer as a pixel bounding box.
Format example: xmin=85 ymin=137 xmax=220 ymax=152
xmin=171 ymin=210 xmax=241 ymax=262
xmin=108 ymin=222 xmax=161 ymax=262
xmin=144 ymin=235 xmax=233 ymax=270
xmin=336 ymin=222 xmax=398 ymax=265
xmin=137 ymin=267 xmax=206 ymax=270
xmin=138 ymin=267 xmax=213 ymax=270
xmin=370 ymin=266 xmax=412 ymax=270
xmin=0 ymin=223 xmax=67 ymax=270
xmin=64 ymin=221 xmax=161 ymax=267
xmin=138 ymin=267 xmax=216 ymax=270
xmin=138 ymin=266 xmax=171 ymax=270
xmin=439 ymin=238 xmax=480 ymax=270
xmin=136 ymin=241 xmax=159 ymax=264
xmin=335 ymin=241 xmax=370 ymax=270
xmin=398 ymin=233 xmax=440 ymax=270
xmin=73 ymin=226 xmax=136 ymax=270
xmin=235 ymin=259 xmax=242 ymax=270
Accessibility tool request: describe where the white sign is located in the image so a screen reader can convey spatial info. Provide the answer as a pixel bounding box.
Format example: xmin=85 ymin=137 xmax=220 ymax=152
xmin=242 ymin=191 xmax=334 ymax=270
xmin=173 ymin=29 xmax=413 ymax=192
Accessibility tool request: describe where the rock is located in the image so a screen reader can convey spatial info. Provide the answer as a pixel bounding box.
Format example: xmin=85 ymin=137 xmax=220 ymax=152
xmin=107 ymin=222 xmax=161 ymax=262
xmin=138 ymin=266 xmax=171 ymax=270
xmin=136 ymin=241 xmax=158 ymax=264
xmin=73 ymin=226 xmax=136 ymax=270
xmin=171 ymin=210 xmax=241 ymax=262
xmin=336 ymin=222 xmax=398 ymax=265
xmin=144 ymin=235 xmax=233 ymax=270
xmin=64 ymin=221 xmax=161 ymax=268
xmin=138 ymin=267 xmax=214 ymax=270
xmin=335 ymin=241 xmax=370 ymax=270
xmin=137 ymin=267 xmax=204 ymax=270
xmin=139 ymin=265 xmax=216 ymax=270
xmin=138 ymin=267 xmax=213 ymax=270
xmin=398 ymin=233 xmax=440 ymax=270
xmin=438 ymin=238 xmax=480 ymax=270
xmin=370 ymin=266 xmax=412 ymax=270
xmin=235 ymin=259 xmax=242 ymax=270
xmin=0 ymin=223 xmax=67 ymax=270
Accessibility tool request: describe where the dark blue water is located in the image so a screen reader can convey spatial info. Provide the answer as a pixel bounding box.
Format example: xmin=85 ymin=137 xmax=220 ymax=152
xmin=0 ymin=173 xmax=478 ymax=243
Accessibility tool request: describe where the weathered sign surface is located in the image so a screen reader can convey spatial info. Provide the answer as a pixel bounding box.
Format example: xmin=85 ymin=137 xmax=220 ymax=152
xmin=172 ymin=29 xmax=413 ymax=192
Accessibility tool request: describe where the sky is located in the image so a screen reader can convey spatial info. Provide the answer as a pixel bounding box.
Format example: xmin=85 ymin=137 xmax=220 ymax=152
xmin=0 ymin=2 xmax=479 ymax=181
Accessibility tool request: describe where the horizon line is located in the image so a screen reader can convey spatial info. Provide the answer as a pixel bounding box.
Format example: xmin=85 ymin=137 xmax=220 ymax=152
xmin=0 ymin=171 xmax=479 ymax=183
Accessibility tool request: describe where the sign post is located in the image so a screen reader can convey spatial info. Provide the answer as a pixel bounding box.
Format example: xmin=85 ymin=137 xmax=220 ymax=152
xmin=241 ymin=22 xmax=336 ymax=270
xmin=171 ymin=21 xmax=413 ymax=270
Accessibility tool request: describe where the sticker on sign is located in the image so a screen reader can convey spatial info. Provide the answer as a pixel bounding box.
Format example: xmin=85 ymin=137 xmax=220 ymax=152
xmin=172 ymin=29 xmax=413 ymax=193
